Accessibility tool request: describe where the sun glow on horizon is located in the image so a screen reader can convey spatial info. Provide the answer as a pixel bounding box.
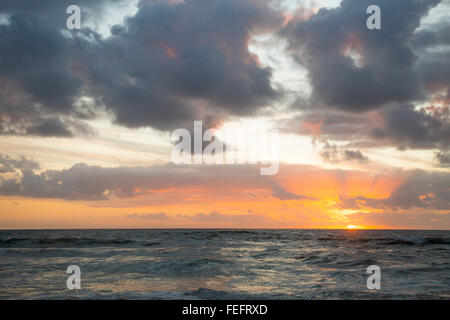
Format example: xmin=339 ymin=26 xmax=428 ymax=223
xmin=346 ymin=224 xmax=363 ymax=230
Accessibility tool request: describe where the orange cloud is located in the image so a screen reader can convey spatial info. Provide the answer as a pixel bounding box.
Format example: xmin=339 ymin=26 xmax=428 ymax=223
xmin=1 ymin=162 xmax=447 ymax=229
xmin=160 ymin=42 xmax=177 ymax=59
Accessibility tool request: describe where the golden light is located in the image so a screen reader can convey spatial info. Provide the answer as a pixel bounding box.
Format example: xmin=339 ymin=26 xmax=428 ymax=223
xmin=347 ymin=225 xmax=358 ymax=229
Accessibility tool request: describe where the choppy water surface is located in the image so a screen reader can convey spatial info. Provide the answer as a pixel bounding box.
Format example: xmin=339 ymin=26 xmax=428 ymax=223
xmin=0 ymin=229 xmax=449 ymax=299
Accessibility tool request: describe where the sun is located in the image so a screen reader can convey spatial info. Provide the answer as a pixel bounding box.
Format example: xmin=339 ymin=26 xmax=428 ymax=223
xmin=346 ymin=225 xmax=359 ymax=229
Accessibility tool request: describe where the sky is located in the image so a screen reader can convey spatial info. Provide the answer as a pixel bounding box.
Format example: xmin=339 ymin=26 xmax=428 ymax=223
xmin=0 ymin=0 xmax=449 ymax=229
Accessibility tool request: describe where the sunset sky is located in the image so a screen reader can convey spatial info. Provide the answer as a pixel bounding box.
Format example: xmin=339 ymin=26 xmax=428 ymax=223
xmin=0 ymin=0 xmax=449 ymax=229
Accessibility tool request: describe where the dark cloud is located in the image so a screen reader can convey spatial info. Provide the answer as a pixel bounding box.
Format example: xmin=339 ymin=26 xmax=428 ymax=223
xmin=413 ymin=20 xmax=450 ymax=98
xmin=282 ymin=110 xmax=372 ymax=140
xmin=76 ymin=0 xmax=283 ymax=130
xmin=271 ymin=184 xmax=310 ymax=200
xmin=0 ymin=159 xmax=309 ymax=201
xmin=278 ymin=0 xmax=450 ymax=161
xmin=372 ymin=103 xmax=450 ymax=150
xmin=417 ymin=51 xmax=450 ymax=104
xmin=0 ymin=0 xmax=127 ymax=27
xmin=280 ymin=0 xmax=440 ymax=111
xmin=0 ymin=0 xmax=283 ymax=135
xmin=0 ymin=8 xmax=98 ymax=137
xmin=284 ymin=103 xmax=450 ymax=152
xmin=0 ymin=154 xmax=39 ymax=173
xmin=413 ymin=22 xmax=450 ymax=49
xmin=0 ymin=153 xmax=320 ymax=203
xmin=338 ymin=170 xmax=450 ymax=210
xmin=0 ymin=12 xmax=80 ymax=111
xmin=26 ymin=118 xmax=74 ymax=137
xmin=435 ymin=151 xmax=450 ymax=167
xmin=319 ymin=141 xmax=369 ymax=163
xmin=2 ymin=0 xmax=448 ymax=152
xmin=343 ymin=149 xmax=369 ymax=162
xmin=26 ymin=117 xmax=96 ymax=137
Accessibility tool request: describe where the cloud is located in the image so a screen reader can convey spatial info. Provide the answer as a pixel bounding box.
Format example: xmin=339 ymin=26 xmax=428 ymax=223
xmin=176 ymin=210 xmax=288 ymax=228
xmin=2 ymin=0 xmax=447 ymax=152
xmin=271 ymin=184 xmax=311 ymax=200
xmin=26 ymin=118 xmax=73 ymax=137
xmin=0 ymin=0 xmax=284 ymax=136
xmin=283 ymin=103 xmax=450 ymax=153
xmin=413 ymin=21 xmax=450 ymax=49
xmin=0 ymin=155 xmax=447 ymax=216
xmin=280 ymin=0 xmax=441 ymax=112
xmin=0 ymin=154 xmax=39 ymax=173
xmin=338 ymin=169 xmax=450 ymax=210
xmin=0 ymin=158 xmax=312 ymax=202
xmin=372 ymin=103 xmax=450 ymax=150
xmin=343 ymin=149 xmax=369 ymax=162
xmin=127 ymin=212 xmax=170 ymax=219
xmin=0 ymin=12 xmax=75 ymax=137
xmin=413 ymin=20 xmax=450 ymax=101
xmin=78 ymin=0 xmax=283 ymax=130
xmin=278 ymin=0 xmax=449 ymax=161
xmin=319 ymin=141 xmax=369 ymax=163
xmin=125 ymin=210 xmax=290 ymax=228
xmin=0 ymin=4 xmax=103 ymax=137
xmin=435 ymin=151 xmax=450 ymax=167
xmin=351 ymin=210 xmax=450 ymax=229
xmin=1 ymin=156 xmax=448 ymax=227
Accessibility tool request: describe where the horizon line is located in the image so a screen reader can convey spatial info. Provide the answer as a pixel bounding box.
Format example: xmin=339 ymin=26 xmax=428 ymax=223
xmin=1 ymin=227 xmax=449 ymax=231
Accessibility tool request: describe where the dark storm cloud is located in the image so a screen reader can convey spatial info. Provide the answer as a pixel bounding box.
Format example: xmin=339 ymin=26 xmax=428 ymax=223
xmin=372 ymin=104 xmax=450 ymax=150
xmin=0 ymin=0 xmax=283 ymax=135
xmin=412 ymin=19 xmax=450 ymax=106
xmin=26 ymin=118 xmax=73 ymax=137
xmin=0 ymin=13 xmax=80 ymax=111
xmin=417 ymin=50 xmax=450 ymax=103
xmin=0 ymin=0 xmax=127 ymax=27
xmin=75 ymin=0 xmax=283 ymax=130
xmin=0 ymin=9 xmax=98 ymax=137
xmin=319 ymin=141 xmax=369 ymax=163
xmin=413 ymin=22 xmax=450 ymax=49
xmin=280 ymin=0 xmax=441 ymax=111
xmin=283 ymin=103 xmax=450 ymax=151
xmin=338 ymin=170 xmax=450 ymax=210
xmin=278 ymin=0 xmax=449 ymax=162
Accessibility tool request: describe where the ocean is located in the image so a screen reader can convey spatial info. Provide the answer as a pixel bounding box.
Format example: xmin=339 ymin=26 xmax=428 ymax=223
xmin=0 ymin=229 xmax=449 ymax=299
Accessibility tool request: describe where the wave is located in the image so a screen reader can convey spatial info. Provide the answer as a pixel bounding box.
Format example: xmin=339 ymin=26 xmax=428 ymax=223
xmin=317 ymin=235 xmax=450 ymax=246
xmin=382 ymin=236 xmax=450 ymax=246
xmin=0 ymin=237 xmax=136 ymax=247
